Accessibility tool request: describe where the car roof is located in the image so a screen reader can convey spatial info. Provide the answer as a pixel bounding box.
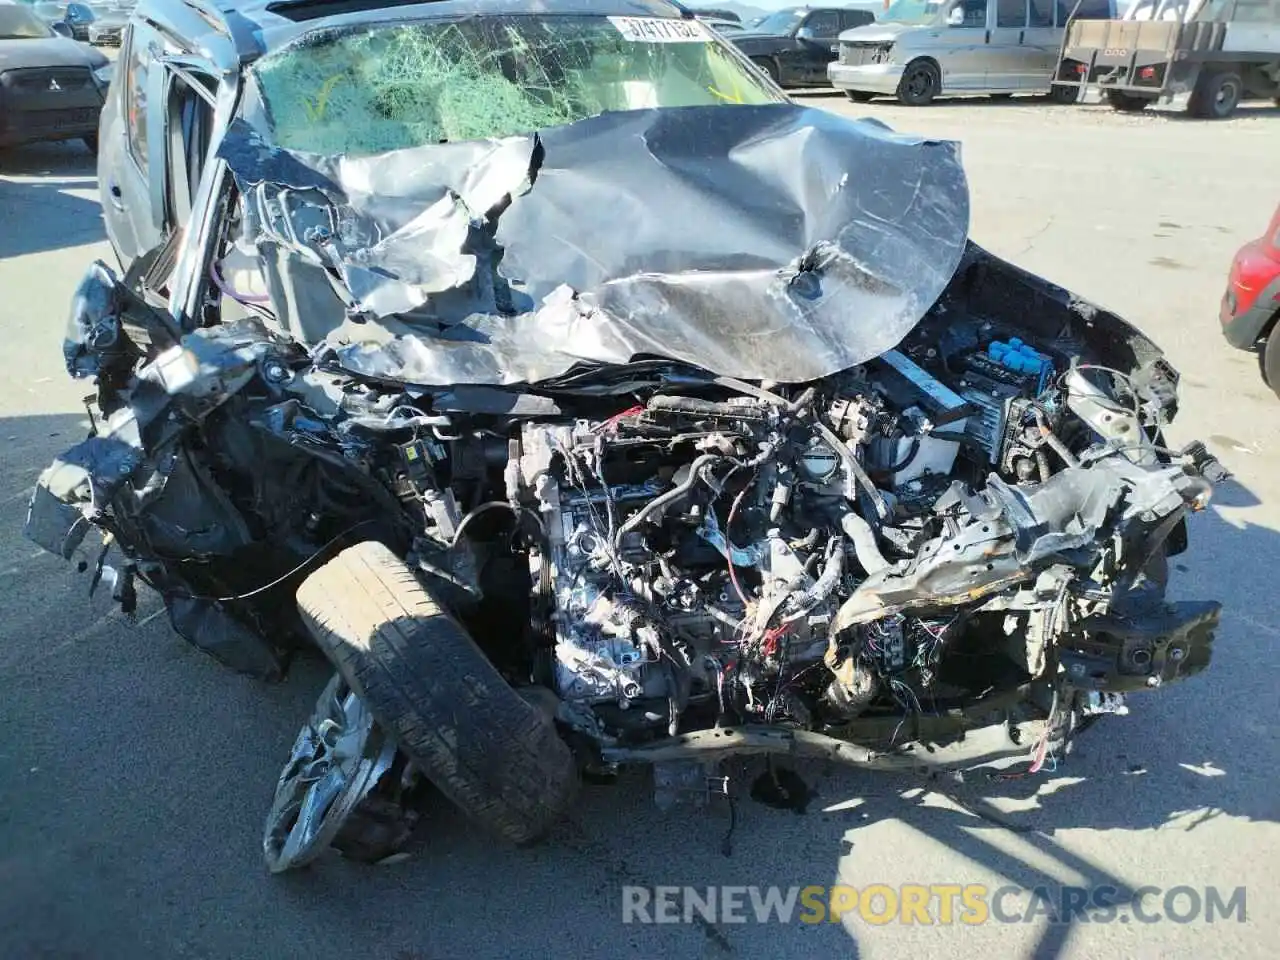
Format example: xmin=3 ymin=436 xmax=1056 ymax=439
xmin=221 ymin=0 xmax=686 ymax=30
xmin=142 ymin=0 xmax=694 ymax=67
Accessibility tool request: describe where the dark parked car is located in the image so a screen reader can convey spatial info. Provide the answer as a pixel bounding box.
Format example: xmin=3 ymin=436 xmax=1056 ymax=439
xmin=0 ymin=1 xmax=110 ymax=152
xmin=688 ymin=5 xmax=741 ymax=21
xmin=34 ymin=0 xmax=1225 ymax=874
xmin=729 ymin=5 xmax=876 ymax=87
xmin=29 ymin=0 xmax=95 ymax=41
xmin=1221 ymin=202 xmax=1280 ymax=399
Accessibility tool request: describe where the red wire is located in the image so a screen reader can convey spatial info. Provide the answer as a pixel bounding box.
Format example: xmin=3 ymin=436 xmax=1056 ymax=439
xmin=596 ymin=404 xmax=644 ymax=433
xmin=762 ymin=624 xmax=788 ymax=657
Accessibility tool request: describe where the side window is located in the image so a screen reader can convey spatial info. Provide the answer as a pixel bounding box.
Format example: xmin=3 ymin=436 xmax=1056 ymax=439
xmin=950 ymin=0 xmax=990 ymax=26
xmin=804 ymin=11 xmax=842 ymax=36
xmin=841 ymin=9 xmax=876 ymax=28
xmin=1030 ymin=0 xmax=1055 ymax=24
xmin=122 ymin=29 xmax=152 ymax=170
xmin=1194 ymin=0 xmax=1232 ymax=20
xmin=164 ymin=73 xmax=216 ymax=230
xmin=998 ymin=0 xmax=1029 ymax=25
xmin=1231 ymin=0 xmax=1274 ymax=22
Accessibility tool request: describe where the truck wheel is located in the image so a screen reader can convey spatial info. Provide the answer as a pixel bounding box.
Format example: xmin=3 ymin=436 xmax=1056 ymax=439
xmin=1189 ymin=70 xmax=1243 ymax=119
xmin=897 ymin=60 xmax=940 ymax=106
xmin=296 ymin=541 xmax=578 ymax=845
xmin=844 ymin=90 xmax=876 ymax=102
xmin=751 ymin=57 xmax=780 ymax=86
xmin=1106 ymin=91 xmax=1150 ymax=112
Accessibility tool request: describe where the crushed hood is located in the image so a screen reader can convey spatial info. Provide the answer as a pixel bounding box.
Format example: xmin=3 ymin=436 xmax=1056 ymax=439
xmin=219 ymin=102 xmax=969 ymax=387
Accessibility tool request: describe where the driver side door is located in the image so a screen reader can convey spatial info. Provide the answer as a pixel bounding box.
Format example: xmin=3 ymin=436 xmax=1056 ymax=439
xmin=99 ymin=23 xmax=162 ymax=267
xmin=99 ymin=26 xmax=218 ymax=280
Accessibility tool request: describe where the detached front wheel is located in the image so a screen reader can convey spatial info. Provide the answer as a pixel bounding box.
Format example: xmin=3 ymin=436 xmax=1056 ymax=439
xmin=296 ymin=541 xmax=578 ymax=845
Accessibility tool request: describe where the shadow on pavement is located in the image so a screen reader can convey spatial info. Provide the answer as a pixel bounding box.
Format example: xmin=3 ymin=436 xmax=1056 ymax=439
xmin=0 ymin=142 xmax=102 ymax=260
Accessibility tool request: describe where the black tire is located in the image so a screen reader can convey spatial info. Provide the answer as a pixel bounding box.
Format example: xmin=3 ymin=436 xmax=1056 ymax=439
xmin=296 ymin=541 xmax=578 ymax=845
xmin=988 ymin=92 xmax=1014 ymax=100
xmin=1263 ymin=327 xmax=1280 ymax=400
xmin=82 ymin=133 xmax=98 ymax=154
xmin=751 ymin=57 xmax=781 ymax=86
xmin=1106 ymin=90 xmax=1151 ymax=112
xmin=1049 ymin=84 xmax=1079 ymax=105
xmin=1188 ymin=70 xmax=1242 ymax=119
xmin=896 ymin=60 xmax=940 ymax=106
xmin=844 ymin=90 xmax=875 ymax=102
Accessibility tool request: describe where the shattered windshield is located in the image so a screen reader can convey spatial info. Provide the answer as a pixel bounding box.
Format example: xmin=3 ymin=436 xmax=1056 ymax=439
xmin=250 ymin=14 xmax=781 ymax=155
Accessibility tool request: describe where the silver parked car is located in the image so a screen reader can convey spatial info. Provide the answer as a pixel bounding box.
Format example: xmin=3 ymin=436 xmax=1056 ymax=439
xmin=87 ymin=2 xmax=131 ymax=46
xmin=829 ymin=0 xmax=1118 ymax=104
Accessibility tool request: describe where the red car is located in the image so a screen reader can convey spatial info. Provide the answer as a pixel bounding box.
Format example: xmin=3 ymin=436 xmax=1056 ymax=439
xmin=1221 ymin=203 xmax=1280 ymax=398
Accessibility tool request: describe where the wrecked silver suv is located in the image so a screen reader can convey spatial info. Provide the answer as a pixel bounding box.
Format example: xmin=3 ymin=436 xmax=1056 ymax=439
xmin=28 ymin=0 xmax=1226 ymax=871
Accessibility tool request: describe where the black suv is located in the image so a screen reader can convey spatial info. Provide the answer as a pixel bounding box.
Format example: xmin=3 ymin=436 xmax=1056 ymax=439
xmin=0 ymin=1 xmax=110 ymax=152
xmin=729 ymin=6 xmax=875 ymax=87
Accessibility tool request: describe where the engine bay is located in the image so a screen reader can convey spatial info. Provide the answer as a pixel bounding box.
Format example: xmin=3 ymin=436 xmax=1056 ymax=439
xmin=223 ymin=308 xmax=1215 ymax=751
xmin=34 ymin=244 xmax=1229 ymax=763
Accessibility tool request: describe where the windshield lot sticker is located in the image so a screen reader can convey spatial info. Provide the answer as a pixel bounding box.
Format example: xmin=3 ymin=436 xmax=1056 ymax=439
xmin=608 ymin=17 xmax=709 ymax=42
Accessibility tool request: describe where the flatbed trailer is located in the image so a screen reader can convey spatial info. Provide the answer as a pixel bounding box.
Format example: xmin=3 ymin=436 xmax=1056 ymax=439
xmin=1054 ymin=0 xmax=1280 ymax=117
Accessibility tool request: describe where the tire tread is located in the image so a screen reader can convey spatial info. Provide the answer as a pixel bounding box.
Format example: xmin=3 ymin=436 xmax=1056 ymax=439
xmin=296 ymin=542 xmax=577 ymax=844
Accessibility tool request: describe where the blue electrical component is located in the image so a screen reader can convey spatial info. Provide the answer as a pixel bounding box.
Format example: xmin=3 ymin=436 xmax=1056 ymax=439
xmin=987 ymin=338 xmax=1053 ymax=393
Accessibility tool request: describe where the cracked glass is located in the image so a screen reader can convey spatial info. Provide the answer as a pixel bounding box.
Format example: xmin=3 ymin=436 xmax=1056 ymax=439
xmin=250 ymin=15 xmax=782 ymax=156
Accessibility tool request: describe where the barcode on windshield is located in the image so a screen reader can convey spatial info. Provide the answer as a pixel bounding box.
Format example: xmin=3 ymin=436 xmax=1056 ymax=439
xmin=608 ymin=17 xmax=709 ymax=43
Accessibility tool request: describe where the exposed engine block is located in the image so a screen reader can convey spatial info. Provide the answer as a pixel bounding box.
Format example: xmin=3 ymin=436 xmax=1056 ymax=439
xmin=473 ymin=317 xmax=1213 ymax=740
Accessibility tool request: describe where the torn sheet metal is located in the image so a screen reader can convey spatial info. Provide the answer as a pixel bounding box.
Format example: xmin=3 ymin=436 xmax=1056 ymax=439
xmin=64 ymin=261 xmax=131 ymax=379
xmin=830 ymin=458 xmax=1211 ymax=630
xmin=219 ymin=103 xmax=969 ymax=386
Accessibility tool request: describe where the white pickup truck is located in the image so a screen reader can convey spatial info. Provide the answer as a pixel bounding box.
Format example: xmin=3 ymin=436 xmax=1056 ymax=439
xmin=1054 ymin=0 xmax=1280 ymax=117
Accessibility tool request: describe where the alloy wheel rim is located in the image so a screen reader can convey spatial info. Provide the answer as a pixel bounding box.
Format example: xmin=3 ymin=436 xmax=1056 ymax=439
xmin=262 ymin=673 xmax=397 ymax=873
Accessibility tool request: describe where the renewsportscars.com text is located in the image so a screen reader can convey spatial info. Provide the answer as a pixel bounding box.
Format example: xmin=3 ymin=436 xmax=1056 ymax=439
xmin=621 ymin=884 xmax=1247 ymax=926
